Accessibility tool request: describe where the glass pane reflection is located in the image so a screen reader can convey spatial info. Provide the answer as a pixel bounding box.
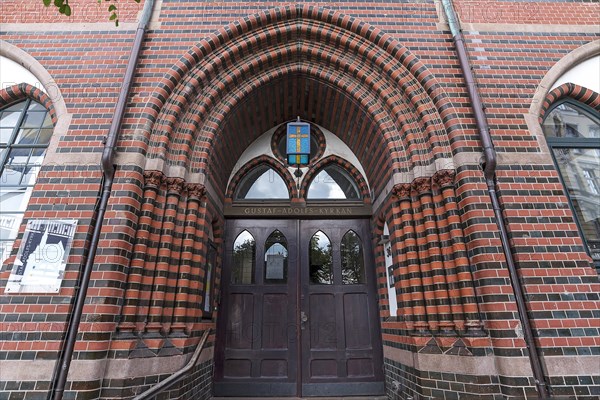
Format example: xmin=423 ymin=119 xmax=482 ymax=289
xmin=309 ymin=230 xmax=333 ymax=284
xmin=542 ymin=103 xmax=600 ymax=139
xmin=341 ymin=230 xmax=365 ymax=284
xmin=235 ymin=165 xmax=289 ymax=199
xmin=307 ymin=165 xmax=361 ymax=200
xmin=0 ymin=100 xmax=52 ymax=264
xmin=264 ymin=230 xmax=288 ymax=284
xmin=232 ymin=230 xmax=256 ymax=284
xmin=552 ymin=147 xmax=600 ymax=259
xmin=0 ymin=110 xmax=21 ymax=129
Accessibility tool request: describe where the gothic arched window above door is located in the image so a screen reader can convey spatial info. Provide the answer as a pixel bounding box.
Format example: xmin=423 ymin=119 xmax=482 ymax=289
xmin=234 ymin=164 xmax=290 ymax=200
xmin=225 ymin=122 xmax=370 ymax=217
xmin=306 ymin=164 xmax=362 ymax=200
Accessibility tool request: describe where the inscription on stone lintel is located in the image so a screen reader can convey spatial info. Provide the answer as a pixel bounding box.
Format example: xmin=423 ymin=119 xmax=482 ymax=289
xmin=245 ymin=206 xmax=354 ymax=216
xmin=224 ymin=205 xmax=371 ymax=217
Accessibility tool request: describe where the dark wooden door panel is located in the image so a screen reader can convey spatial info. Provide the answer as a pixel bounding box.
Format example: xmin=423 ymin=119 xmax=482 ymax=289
xmin=343 ymin=292 xmax=371 ymax=349
xmin=214 ymin=220 xmax=299 ymax=397
xmin=308 ymin=293 xmax=337 ymax=349
xmin=225 ymin=293 xmax=254 ymax=349
xmin=300 ymin=219 xmax=384 ymax=396
xmin=262 ymin=293 xmax=289 ymax=349
xmin=215 ymin=218 xmax=384 ymax=397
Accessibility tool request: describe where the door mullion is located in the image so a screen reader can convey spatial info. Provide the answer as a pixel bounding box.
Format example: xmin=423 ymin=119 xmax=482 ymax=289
xmin=296 ymin=219 xmax=303 ymax=396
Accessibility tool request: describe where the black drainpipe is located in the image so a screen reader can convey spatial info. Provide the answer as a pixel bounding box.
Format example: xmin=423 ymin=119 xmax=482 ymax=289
xmin=50 ymin=2 xmax=154 ymax=400
xmin=441 ymin=1 xmax=551 ymax=399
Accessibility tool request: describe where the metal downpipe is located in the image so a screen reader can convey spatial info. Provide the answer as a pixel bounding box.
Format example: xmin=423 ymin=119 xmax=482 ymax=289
xmin=441 ymin=1 xmax=550 ymax=398
xmin=49 ymin=2 xmax=154 ymax=399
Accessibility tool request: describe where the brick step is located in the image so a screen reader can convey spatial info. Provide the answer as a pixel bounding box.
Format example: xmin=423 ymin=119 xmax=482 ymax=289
xmin=212 ymin=397 xmax=388 ymax=400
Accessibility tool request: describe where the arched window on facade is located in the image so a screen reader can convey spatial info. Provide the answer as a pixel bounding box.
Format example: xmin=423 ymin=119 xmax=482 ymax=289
xmin=542 ymin=100 xmax=600 ymax=264
xmin=0 ymin=99 xmax=53 ymax=263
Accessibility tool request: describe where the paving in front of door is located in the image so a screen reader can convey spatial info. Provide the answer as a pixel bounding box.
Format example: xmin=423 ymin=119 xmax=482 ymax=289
xmin=212 ymin=397 xmax=387 ymax=399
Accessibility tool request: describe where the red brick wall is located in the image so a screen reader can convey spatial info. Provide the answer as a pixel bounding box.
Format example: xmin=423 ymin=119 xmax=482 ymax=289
xmin=1 ymin=1 xmax=599 ymax=399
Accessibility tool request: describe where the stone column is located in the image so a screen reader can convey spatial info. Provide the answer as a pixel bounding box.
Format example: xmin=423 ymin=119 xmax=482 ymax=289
xmin=173 ymin=183 xmax=205 ymax=334
xmin=118 ymin=170 xmax=163 ymax=335
xmin=146 ymin=177 xmax=184 ymax=335
xmin=396 ymin=182 xmax=429 ymax=335
xmin=391 ymin=183 xmax=415 ymax=331
xmin=433 ymin=170 xmax=485 ymax=336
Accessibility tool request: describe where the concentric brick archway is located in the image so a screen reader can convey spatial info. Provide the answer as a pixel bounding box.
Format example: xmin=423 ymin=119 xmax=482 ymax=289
xmin=142 ymin=4 xmax=459 ymax=199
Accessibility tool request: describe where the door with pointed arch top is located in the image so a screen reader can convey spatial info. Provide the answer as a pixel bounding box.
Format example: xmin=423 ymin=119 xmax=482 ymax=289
xmin=214 ymin=219 xmax=384 ymax=397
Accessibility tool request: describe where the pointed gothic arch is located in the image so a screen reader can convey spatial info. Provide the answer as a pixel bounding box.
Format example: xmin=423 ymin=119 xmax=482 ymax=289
xmin=139 ymin=5 xmax=458 ymax=200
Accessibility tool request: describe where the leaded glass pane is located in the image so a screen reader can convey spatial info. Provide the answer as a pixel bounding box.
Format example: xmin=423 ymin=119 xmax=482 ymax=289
xmin=264 ymin=230 xmax=288 ymax=284
xmin=0 ymin=110 xmax=22 ymax=129
xmin=341 ymin=230 xmax=365 ymax=284
xmin=232 ymin=230 xmax=256 ymax=284
xmin=38 ymin=128 xmax=53 ymax=145
xmin=22 ymin=111 xmax=46 ymax=129
xmin=309 ymin=230 xmax=333 ymax=285
xmin=235 ymin=165 xmax=289 ymax=200
xmin=15 ymin=127 xmax=39 ymax=145
xmin=0 ymin=128 xmax=13 ymax=144
xmin=42 ymin=113 xmax=53 ymax=128
xmin=278 ymin=132 xmax=319 ymax=161
xmin=307 ymin=165 xmax=361 ymax=200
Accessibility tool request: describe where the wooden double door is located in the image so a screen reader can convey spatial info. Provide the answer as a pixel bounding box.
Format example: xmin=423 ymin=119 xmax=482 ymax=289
xmin=214 ymin=219 xmax=384 ymax=397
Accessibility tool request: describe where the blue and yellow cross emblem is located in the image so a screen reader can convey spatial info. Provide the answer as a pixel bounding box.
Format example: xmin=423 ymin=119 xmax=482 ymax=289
xmin=286 ymin=121 xmax=310 ymax=165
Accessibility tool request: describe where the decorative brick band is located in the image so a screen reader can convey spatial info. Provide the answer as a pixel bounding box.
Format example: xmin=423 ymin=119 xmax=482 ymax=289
xmin=538 ymin=82 xmax=600 ymax=123
xmin=0 ymin=83 xmax=57 ymax=125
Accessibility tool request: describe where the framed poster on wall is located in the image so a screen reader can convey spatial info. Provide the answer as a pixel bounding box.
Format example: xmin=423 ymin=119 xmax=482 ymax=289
xmin=4 ymin=219 xmax=77 ymax=294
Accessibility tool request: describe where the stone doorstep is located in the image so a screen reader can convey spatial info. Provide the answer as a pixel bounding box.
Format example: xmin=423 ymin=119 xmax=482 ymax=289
xmin=211 ymin=397 xmax=388 ymax=400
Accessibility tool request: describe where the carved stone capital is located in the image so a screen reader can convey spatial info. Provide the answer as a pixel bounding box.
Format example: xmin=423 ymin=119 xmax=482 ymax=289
xmin=186 ymin=183 xmax=206 ymax=200
xmin=432 ymin=170 xmax=456 ymax=189
xmin=391 ymin=183 xmax=411 ymax=201
xmin=143 ymin=170 xmax=164 ymax=189
xmin=166 ymin=177 xmax=185 ymax=194
xmin=411 ymin=177 xmax=432 ymax=196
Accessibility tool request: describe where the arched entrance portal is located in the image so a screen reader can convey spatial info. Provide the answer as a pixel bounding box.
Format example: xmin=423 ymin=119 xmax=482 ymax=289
xmin=214 ymin=123 xmax=384 ymax=397
xmin=137 ymin=5 xmax=461 ymax=398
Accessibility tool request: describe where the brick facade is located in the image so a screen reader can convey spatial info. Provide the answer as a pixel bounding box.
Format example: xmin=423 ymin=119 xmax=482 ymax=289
xmin=1 ymin=1 xmax=599 ymax=399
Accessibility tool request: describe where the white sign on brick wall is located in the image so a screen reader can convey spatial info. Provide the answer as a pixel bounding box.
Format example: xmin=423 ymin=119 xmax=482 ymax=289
xmin=4 ymin=220 xmax=77 ymax=294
